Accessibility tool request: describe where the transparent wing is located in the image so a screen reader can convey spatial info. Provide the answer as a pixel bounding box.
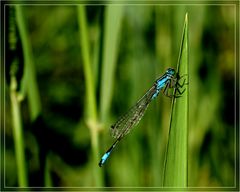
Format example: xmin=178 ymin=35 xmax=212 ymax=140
xmin=110 ymin=85 xmax=157 ymax=139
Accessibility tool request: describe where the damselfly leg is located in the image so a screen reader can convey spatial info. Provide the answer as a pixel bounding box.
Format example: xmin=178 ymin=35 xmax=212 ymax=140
xmin=162 ymin=74 xmax=188 ymax=98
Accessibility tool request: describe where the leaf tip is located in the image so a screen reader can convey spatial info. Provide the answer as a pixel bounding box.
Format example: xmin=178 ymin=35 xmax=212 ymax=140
xmin=185 ymin=12 xmax=188 ymax=23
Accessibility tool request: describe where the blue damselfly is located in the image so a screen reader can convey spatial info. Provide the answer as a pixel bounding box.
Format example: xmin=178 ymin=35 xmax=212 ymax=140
xmin=99 ymin=68 xmax=186 ymax=167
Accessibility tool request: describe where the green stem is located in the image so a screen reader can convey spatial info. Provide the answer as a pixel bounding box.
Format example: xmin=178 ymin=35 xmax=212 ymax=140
xmin=10 ymin=76 xmax=28 ymax=187
xmin=100 ymin=5 xmax=123 ymax=122
xmin=15 ymin=6 xmax=51 ymax=186
xmin=44 ymin=156 xmax=52 ymax=187
xmin=15 ymin=6 xmax=41 ymax=122
xmin=77 ymin=5 xmax=97 ymax=121
xmin=77 ymin=5 xmax=103 ymax=186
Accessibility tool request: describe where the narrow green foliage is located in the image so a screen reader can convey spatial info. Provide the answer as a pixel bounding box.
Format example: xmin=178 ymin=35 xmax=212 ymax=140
xmin=10 ymin=76 xmax=28 ymax=187
xmin=15 ymin=5 xmax=52 ymax=187
xmin=44 ymin=157 xmax=52 ymax=187
xmin=16 ymin=6 xmax=41 ymax=122
xmin=77 ymin=6 xmax=97 ymax=121
xmin=77 ymin=6 xmax=103 ymax=186
xmin=163 ymin=13 xmax=189 ymax=187
xmin=100 ymin=5 xmax=123 ymax=122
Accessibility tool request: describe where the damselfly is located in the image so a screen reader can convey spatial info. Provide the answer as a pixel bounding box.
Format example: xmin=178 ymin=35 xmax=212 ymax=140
xmin=99 ymin=68 xmax=186 ymax=167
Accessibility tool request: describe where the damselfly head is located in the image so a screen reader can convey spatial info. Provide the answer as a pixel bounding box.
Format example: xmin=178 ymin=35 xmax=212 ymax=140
xmin=166 ymin=68 xmax=175 ymax=76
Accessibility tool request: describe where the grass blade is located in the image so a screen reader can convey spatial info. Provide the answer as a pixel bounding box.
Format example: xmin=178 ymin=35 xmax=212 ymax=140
xmin=77 ymin=5 xmax=103 ymax=186
xmin=100 ymin=5 xmax=123 ymax=122
xmin=10 ymin=78 xmax=28 ymax=187
xmin=16 ymin=6 xmax=41 ymax=122
xmin=77 ymin=5 xmax=97 ymax=121
xmin=163 ymin=13 xmax=189 ymax=187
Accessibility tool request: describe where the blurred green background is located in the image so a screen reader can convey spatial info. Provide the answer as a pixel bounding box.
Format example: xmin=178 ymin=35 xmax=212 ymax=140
xmin=3 ymin=3 xmax=237 ymax=188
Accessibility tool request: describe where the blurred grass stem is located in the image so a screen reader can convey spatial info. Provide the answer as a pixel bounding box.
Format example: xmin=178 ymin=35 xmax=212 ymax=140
xmin=77 ymin=5 xmax=103 ymax=186
xmin=15 ymin=5 xmax=51 ymax=186
xmin=10 ymin=76 xmax=28 ymax=187
xmin=16 ymin=6 xmax=41 ymax=122
xmin=100 ymin=5 xmax=123 ymax=122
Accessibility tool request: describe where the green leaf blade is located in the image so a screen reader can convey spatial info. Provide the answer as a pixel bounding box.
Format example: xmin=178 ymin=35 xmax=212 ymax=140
xmin=100 ymin=5 xmax=123 ymax=122
xmin=163 ymin=13 xmax=189 ymax=187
